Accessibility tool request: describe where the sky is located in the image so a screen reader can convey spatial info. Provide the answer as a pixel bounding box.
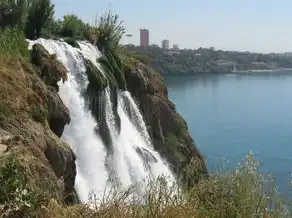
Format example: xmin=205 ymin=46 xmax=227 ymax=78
xmin=52 ymin=0 xmax=292 ymax=53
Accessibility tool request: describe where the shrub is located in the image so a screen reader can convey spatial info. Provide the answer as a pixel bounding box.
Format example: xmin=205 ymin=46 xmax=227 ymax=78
xmin=96 ymin=10 xmax=125 ymax=54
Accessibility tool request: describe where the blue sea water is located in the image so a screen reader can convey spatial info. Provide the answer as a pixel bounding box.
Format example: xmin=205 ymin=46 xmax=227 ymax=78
xmin=165 ymin=73 xmax=292 ymax=195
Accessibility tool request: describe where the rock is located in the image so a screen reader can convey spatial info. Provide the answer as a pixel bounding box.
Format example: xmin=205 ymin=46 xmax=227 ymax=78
xmin=0 ymin=144 xmax=7 ymax=156
xmin=44 ymin=136 xmax=76 ymax=204
xmin=46 ymin=88 xmax=70 ymax=137
xmin=124 ymin=62 xmax=207 ymax=185
xmin=0 ymin=128 xmax=12 ymax=144
xmin=31 ymin=44 xmax=68 ymax=90
xmin=0 ymin=50 xmax=76 ymax=206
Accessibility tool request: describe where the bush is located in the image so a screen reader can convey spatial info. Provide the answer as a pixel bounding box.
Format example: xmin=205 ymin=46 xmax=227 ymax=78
xmin=96 ymin=10 xmax=125 ymax=54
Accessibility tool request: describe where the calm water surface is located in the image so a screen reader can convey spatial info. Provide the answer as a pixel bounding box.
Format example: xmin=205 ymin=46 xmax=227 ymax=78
xmin=165 ymin=73 xmax=292 ymax=194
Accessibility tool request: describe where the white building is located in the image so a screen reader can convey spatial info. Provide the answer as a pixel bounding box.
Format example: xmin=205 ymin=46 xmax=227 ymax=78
xmin=162 ymin=39 xmax=170 ymax=49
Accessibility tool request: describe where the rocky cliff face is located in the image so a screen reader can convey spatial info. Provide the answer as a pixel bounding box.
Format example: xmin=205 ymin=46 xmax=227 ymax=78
xmin=0 ymin=50 xmax=76 ymax=207
xmin=124 ymin=62 xmax=207 ymax=185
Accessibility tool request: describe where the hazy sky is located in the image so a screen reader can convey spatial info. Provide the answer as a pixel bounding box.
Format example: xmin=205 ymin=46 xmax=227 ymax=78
xmin=52 ymin=0 xmax=292 ymax=53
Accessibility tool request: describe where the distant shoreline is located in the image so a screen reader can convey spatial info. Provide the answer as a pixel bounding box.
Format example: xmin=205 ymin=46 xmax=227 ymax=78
xmin=162 ymin=70 xmax=292 ymax=76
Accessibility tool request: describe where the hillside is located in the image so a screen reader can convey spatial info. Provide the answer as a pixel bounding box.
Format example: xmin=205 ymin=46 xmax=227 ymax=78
xmin=125 ymin=45 xmax=292 ymax=74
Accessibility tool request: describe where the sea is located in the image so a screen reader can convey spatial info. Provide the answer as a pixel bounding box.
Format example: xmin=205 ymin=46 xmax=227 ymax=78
xmin=166 ymin=73 xmax=292 ymax=196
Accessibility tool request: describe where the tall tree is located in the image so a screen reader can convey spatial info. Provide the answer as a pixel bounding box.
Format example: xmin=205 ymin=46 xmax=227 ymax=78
xmin=25 ymin=0 xmax=54 ymax=39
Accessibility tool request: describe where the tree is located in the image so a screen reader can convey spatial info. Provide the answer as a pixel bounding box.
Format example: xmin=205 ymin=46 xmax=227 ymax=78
xmin=25 ymin=0 xmax=55 ymax=39
xmin=60 ymin=14 xmax=87 ymax=38
xmin=0 ymin=0 xmax=30 ymax=28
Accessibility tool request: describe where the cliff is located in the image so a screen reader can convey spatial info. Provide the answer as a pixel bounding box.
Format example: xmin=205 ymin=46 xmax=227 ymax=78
xmin=0 ymin=48 xmax=76 ymax=216
xmin=122 ymin=56 xmax=207 ymax=185
xmin=0 ymin=40 xmax=207 ymax=217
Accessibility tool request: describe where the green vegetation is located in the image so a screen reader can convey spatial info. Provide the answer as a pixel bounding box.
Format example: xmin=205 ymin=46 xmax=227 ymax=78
xmin=0 ymin=0 xmax=28 ymax=29
xmin=31 ymin=105 xmax=47 ymax=124
xmin=25 ymin=0 xmax=55 ymax=39
xmin=0 ymin=104 xmax=10 ymax=117
xmin=1 ymin=0 xmax=128 ymax=91
xmin=23 ymin=154 xmax=291 ymax=217
xmin=96 ymin=11 xmax=125 ymax=54
xmin=126 ymin=45 xmax=292 ymax=74
xmin=60 ymin=15 xmax=88 ymax=39
xmin=84 ymin=59 xmax=108 ymax=89
xmin=0 ymin=152 xmax=289 ymax=217
xmin=64 ymin=38 xmax=80 ymax=48
xmin=0 ymin=154 xmax=43 ymax=216
xmin=0 ymin=27 xmax=29 ymax=58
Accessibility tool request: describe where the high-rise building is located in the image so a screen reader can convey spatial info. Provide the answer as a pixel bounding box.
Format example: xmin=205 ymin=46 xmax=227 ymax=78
xmin=162 ymin=39 xmax=170 ymax=49
xmin=140 ymin=29 xmax=149 ymax=48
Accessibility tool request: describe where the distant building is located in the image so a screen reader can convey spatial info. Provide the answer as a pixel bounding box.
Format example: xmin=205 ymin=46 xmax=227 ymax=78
xmin=162 ymin=39 xmax=170 ymax=49
xmin=140 ymin=29 xmax=149 ymax=48
xmin=173 ymin=44 xmax=179 ymax=50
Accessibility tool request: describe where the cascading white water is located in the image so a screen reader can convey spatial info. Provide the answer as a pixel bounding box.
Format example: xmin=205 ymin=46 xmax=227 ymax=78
xmin=28 ymin=38 xmax=175 ymax=203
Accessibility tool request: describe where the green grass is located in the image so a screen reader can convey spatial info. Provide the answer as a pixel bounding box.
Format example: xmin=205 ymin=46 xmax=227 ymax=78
xmin=0 ymin=27 xmax=29 ymax=58
xmin=0 ymin=154 xmax=43 ymax=217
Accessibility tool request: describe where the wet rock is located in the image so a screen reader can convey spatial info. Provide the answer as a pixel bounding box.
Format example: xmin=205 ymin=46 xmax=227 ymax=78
xmin=46 ymin=88 xmax=70 ymax=137
xmin=31 ymin=44 xmax=68 ymax=91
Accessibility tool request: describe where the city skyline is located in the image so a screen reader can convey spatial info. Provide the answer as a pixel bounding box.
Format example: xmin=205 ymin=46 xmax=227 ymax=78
xmin=138 ymin=28 xmax=176 ymax=49
xmin=52 ymin=0 xmax=292 ymax=53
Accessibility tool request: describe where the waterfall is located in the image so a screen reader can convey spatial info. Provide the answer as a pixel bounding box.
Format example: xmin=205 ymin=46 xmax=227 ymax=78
xmin=28 ymin=39 xmax=175 ymax=203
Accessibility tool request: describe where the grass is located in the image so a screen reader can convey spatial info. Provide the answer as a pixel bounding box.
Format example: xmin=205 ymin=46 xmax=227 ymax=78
xmin=0 ymin=27 xmax=29 ymax=58
xmin=5 ymin=153 xmax=287 ymax=218
xmin=0 ymin=154 xmax=44 ymax=217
